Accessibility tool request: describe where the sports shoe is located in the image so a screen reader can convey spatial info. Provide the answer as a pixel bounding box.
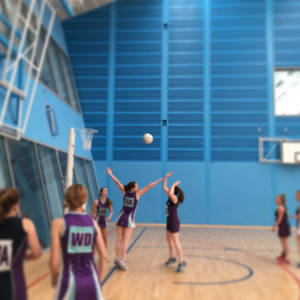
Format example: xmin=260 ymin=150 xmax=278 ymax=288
xmin=276 ymin=255 xmax=284 ymax=260
xmin=164 ymin=257 xmax=176 ymax=266
xmin=278 ymin=258 xmax=290 ymax=264
xmin=118 ymin=260 xmax=128 ymax=271
xmin=176 ymin=261 xmax=187 ymax=273
xmin=114 ymin=258 xmax=121 ymax=268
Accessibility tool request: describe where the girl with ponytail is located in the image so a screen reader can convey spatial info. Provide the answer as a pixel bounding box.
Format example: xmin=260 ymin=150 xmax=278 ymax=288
xmin=106 ymin=167 xmax=166 ymax=270
xmin=163 ymin=173 xmax=186 ymax=272
xmin=272 ymin=194 xmax=291 ymax=264
xmin=91 ymin=187 xmax=113 ymax=252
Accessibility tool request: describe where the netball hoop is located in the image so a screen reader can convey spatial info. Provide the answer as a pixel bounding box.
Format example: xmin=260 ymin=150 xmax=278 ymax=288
xmin=79 ymin=128 xmax=97 ymax=150
xmin=65 ymin=127 xmax=97 ymax=191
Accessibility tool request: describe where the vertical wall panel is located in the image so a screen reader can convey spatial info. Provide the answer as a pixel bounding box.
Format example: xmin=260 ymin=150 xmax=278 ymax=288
xmin=210 ymin=0 xmax=268 ymax=161
xmin=113 ymin=0 xmax=162 ymax=160
xmin=274 ymin=0 xmax=300 ymax=137
xmin=168 ymin=0 xmax=204 ymax=161
xmin=63 ymin=7 xmax=110 ymax=160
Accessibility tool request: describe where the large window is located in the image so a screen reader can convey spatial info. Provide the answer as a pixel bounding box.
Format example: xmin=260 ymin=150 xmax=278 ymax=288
xmin=7 ymin=139 xmax=51 ymax=248
xmin=274 ymin=69 xmax=300 ymax=116
xmin=58 ymin=151 xmax=77 ymax=187
xmin=37 ymin=145 xmax=65 ymax=220
xmin=85 ymin=160 xmax=99 ymax=201
xmin=0 ymin=136 xmax=99 ymax=249
xmin=0 ymin=0 xmax=81 ymax=113
xmin=0 ymin=138 xmax=11 ymax=188
xmin=74 ymin=157 xmax=93 ymax=213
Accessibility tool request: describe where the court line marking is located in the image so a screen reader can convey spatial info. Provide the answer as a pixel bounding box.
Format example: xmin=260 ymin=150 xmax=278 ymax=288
xmin=173 ymin=255 xmax=253 ymax=285
xmin=102 ymin=227 xmax=147 ymax=286
xmin=134 ymin=245 xmax=299 ymax=253
xmin=27 ymin=226 xmax=117 ymax=290
xmin=143 ymin=232 xmax=300 ymax=298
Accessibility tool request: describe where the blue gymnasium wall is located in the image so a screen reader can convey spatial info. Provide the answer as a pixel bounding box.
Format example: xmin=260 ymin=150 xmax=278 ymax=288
xmin=63 ymin=0 xmax=300 ymax=226
xmin=0 ymin=0 xmax=92 ymax=159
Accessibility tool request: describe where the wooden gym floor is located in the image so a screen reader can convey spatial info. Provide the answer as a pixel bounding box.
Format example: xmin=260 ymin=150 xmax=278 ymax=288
xmin=25 ymin=225 xmax=300 ymax=300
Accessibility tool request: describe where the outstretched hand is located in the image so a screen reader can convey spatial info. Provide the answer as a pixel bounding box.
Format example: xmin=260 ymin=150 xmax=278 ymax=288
xmin=165 ymin=172 xmax=173 ymax=178
xmin=106 ymin=167 xmax=112 ymax=175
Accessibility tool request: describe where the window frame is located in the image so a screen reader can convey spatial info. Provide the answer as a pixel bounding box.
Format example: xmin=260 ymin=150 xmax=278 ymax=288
xmin=0 ymin=0 xmax=82 ymax=115
xmin=274 ymin=67 xmax=300 ymax=118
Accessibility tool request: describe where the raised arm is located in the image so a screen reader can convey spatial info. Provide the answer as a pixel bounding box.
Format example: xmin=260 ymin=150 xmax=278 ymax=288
xmin=169 ymin=181 xmax=180 ymax=203
xmin=90 ymin=200 xmax=99 ymax=220
xmin=106 ymin=167 xmax=125 ymax=194
xmin=49 ymin=218 xmax=64 ymax=287
xmin=137 ymin=177 xmax=165 ymax=198
xmin=163 ymin=172 xmax=173 ymax=196
xmin=93 ymin=220 xmax=107 ymax=282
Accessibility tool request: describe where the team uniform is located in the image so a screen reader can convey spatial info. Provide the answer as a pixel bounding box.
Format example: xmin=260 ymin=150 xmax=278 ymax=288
xmin=275 ymin=206 xmax=291 ymax=238
xmin=296 ymin=207 xmax=300 ymax=236
xmin=115 ymin=192 xmax=138 ymax=228
xmin=96 ymin=199 xmax=108 ymax=228
xmin=166 ymin=197 xmax=180 ymax=234
xmin=54 ymin=212 xmax=104 ymax=300
xmin=0 ymin=217 xmax=28 ymax=300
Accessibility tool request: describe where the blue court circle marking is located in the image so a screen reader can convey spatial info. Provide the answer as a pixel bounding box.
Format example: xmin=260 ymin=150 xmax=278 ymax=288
xmin=173 ymin=255 xmax=254 ymax=286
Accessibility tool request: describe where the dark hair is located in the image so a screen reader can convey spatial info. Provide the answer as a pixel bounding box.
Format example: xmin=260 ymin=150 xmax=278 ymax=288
xmin=175 ymin=186 xmax=185 ymax=204
xmin=65 ymin=184 xmax=88 ymax=210
xmin=99 ymin=187 xmax=113 ymax=208
xmin=0 ymin=188 xmax=20 ymax=223
xmin=297 ymin=190 xmax=300 ymax=195
xmin=124 ymin=182 xmax=137 ymax=192
xmin=278 ymin=194 xmax=286 ymax=206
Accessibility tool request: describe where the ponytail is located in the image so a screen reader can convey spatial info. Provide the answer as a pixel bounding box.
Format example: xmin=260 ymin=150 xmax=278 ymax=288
xmin=106 ymin=198 xmax=113 ymax=209
xmin=174 ymin=186 xmax=185 ymax=204
xmin=0 ymin=188 xmax=20 ymax=223
xmin=124 ymin=182 xmax=136 ymax=192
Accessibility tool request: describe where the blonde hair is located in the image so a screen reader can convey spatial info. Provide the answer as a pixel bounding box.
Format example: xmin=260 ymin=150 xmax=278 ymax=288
xmin=278 ymin=194 xmax=286 ymax=206
xmin=64 ymin=184 xmax=88 ymax=210
xmin=0 ymin=188 xmax=19 ymax=223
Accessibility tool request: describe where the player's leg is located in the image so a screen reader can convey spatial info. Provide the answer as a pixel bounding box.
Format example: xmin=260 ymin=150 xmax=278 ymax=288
xmin=165 ymin=230 xmax=176 ymax=265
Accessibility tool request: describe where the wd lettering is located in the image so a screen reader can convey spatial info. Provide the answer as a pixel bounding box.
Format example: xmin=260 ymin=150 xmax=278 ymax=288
xmin=98 ymin=208 xmax=107 ymax=216
xmin=0 ymin=240 xmax=12 ymax=272
xmin=124 ymin=197 xmax=134 ymax=208
xmin=67 ymin=226 xmax=94 ymax=254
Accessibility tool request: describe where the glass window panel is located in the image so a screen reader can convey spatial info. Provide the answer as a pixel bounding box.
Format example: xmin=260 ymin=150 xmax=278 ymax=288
xmin=48 ymin=40 xmax=71 ymax=105
xmin=274 ymin=69 xmax=300 ymax=116
xmin=74 ymin=157 xmax=93 ymax=213
xmin=60 ymin=52 xmax=81 ymax=112
xmin=58 ymin=151 xmax=77 ymax=188
xmin=37 ymin=29 xmax=57 ymax=93
xmin=37 ymin=145 xmax=64 ymax=220
xmin=7 ymin=139 xmax=50 ymax=248
xmin=0 ymin=138 xmax=11 ymax=189
xmin=84 ymin=160 xmax=99 ymax=201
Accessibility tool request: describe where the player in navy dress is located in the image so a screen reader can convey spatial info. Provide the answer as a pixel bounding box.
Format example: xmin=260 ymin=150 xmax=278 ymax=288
xmin=272 ymin=194 xmax=291 ymax=264
xmin=50 ymin=184 xmax=107 ymax=300
xmin=291 ymin=190 xmax=300 ymax=267
xmin=91 ymin=187 xmax=113 ymax=251
xmin=0 ymin=188 xmax=42 ymax=300
xmin=106 ymin=167 xmax=166 ymax=270
xmin=163 ymin=173 xmax=186 ymax=272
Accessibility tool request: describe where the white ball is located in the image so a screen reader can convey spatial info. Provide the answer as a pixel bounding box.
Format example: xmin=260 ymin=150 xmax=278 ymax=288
xmin=143 ymin=133 xmax=153 ymax=144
